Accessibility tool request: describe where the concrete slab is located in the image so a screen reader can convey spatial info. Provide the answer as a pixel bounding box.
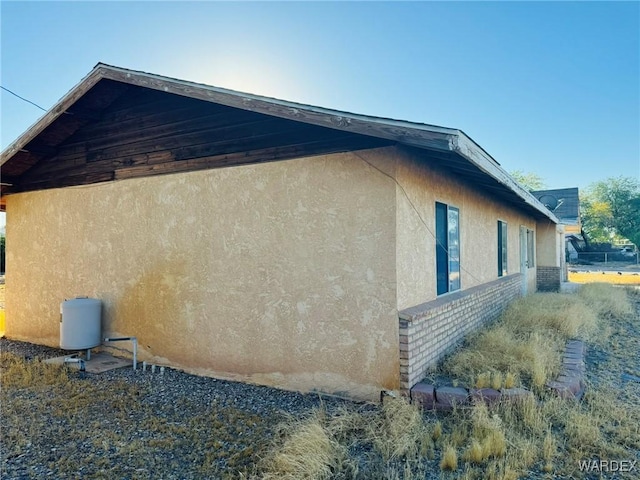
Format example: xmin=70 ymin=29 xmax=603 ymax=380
xmin=45 ymin=352 xmax=133 ymax=373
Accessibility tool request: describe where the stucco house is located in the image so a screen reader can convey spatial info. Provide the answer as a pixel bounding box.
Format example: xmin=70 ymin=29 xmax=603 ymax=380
xmin=0 ymin=64 xmax=563 ymax=401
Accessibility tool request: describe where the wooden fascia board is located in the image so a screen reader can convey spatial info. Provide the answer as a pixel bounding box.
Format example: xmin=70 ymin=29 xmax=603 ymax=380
xmin=451 ymin=134 xmax=559 ymax=223
xmin=96 ymin=65 xmax=458 ymax=152
xmin=0 ymin=69 xmax=104 ymax=167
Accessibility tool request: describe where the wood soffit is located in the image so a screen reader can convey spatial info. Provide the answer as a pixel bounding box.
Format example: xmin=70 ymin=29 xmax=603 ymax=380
xmin=0 ymin=63 xmax=558 ymax=222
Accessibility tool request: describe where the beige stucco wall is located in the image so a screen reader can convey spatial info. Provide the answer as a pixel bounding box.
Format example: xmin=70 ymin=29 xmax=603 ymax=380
xmin=536 ymin=221 xmax=564 ymax=267
xmin=5 ymin=150 xmax=399 ymax=401
xmin=5 ymin=144 xmax=559 ymax=399
xmin=394 ymin=148 xmax=538 ymax=310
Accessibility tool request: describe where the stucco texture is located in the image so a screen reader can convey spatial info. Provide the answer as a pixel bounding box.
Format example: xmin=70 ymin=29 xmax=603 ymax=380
xmin=536 ymin=221 xmax=564 ymax=267
xmin=6 ymin=150 xmax=399 ymax=401
xmin=393 ymin=149 xmax=538 ymax=310
xmin=5 ymin=145 xmax=560 ymax=400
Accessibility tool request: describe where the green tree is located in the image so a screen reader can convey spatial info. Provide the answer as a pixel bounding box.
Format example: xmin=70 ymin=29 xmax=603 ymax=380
xmin=581 ymin=176 xmax=640 ymax=248
xmin=510 ymin=170 xmax=546 ymax=191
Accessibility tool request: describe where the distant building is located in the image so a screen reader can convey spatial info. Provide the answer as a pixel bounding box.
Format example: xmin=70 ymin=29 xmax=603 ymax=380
xmin=532 ymin=188 xmax=581 ymax=264
xmin=532 ymin=188 xmax=580 ymax=233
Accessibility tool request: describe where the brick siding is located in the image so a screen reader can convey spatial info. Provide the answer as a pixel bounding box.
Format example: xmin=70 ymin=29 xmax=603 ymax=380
xmin=537 ymin=266 xmax=561 ymax=292
xmin=398 ymin=274 xmax=522 ymax=392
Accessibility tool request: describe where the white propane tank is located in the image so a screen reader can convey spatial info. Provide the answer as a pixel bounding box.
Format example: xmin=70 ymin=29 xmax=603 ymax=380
xmin=60 ymin=298 xmax=102 ymax=350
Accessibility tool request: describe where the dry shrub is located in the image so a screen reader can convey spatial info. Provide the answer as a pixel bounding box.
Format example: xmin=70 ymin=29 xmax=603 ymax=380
xmin=482 ymin=430 xmax=506 ymax=459
xmin=463 ymin=439 xmax=484 ymax=464
xmin=542 ymin=430 xmax=556 ymax=472
xmin=369 ymin=396 xmax=432 ymax=460
xmin=262 ymin=412 xmax=346 ymax=480
xmin=432 ymin=420 xmax=442 ymax=441
xmin=490 ymin=372 xmax=503 ymax=390
xmin=503 ymin=372 xmax=516 ymax=389
xmin=440 ymin=445 xmax=458 ymax=471
xmin=475 ymin=371 xmax=491 ymax=389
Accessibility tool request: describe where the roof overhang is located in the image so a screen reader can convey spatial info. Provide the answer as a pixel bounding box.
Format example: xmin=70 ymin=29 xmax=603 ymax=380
xmin=0 ymin=63 xmax=558 ymax=223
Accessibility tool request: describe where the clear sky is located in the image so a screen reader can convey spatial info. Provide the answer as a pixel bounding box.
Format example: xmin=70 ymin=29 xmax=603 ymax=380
xmin=1 ymin=1 xmax=639 ymax=222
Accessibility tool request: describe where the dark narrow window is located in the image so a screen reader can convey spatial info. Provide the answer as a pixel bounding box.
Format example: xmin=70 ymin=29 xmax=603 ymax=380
xmin=498 ymin=221 xmax=508 ymax=277
xmin=436 ymin=202 xmax=460 ymax=295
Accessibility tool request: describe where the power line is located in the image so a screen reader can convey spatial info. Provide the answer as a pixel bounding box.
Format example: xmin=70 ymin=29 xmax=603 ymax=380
xmin=1 ymin=85 xmax=47 ymax=111
xmin=353 ymin=151 xmax=485 ymax=286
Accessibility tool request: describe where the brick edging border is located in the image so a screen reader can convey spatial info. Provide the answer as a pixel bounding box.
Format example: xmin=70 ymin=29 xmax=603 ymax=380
xmin=410 ymin=339 xmax=586 ymax=410
xmin=545 ymin=339 xmax=586 ymax=400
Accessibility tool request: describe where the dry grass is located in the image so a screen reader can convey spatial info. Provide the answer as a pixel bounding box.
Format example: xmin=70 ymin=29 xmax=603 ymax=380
xmin=569 ymin=271 xmax=640 ymax=285
xmin=1 ymin=353 xmax=279 ymax=479
xmin=442 ymin=291 xmax=599 ymax=391
xmin=368 ymin=395 xmax=433 ymax=461
xmin=2 ymin=284 xmax=638 ymax=479
xmin=0 ymin=351 xmax=71 ymax=387
xmin=262 ymin=414 xmax=346 ymax=480
xmin=260 ymin=396 xmax=436 ymax=478
xmin=440 ymin=445 xmax=458 ymax=470
xmin=260 ymin=284 xmax=639 ymax=479
xmin=577 ymin=282 xmax=635 ymax=320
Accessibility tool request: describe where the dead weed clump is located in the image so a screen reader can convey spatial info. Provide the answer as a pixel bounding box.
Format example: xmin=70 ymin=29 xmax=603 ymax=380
xmin=262 ymin=413 xmax=348 ymax=480
xmin=261 ymin=397 xmax=436 ymax=479
xmin=368 ymin=395 xmax=434 ymax=461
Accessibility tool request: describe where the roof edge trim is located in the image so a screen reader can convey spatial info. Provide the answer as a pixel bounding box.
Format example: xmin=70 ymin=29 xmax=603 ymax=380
xmin=1 ymin=67 xmax=104 ymax=166
xmin=452 ymin=134 xmax=560 ymax=223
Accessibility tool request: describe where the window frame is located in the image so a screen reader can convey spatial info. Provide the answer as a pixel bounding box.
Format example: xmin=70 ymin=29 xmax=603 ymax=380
xmin=527 ymin=228 xmax=535 ymax=268
xmin=435 ymin=201 xmax=461 ymax=295
xmin=498 ymin=220 xmax=508 ymax=277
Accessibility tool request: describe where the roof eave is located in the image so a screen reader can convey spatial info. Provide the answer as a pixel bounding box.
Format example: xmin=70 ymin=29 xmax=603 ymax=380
xmin=0 ymin=67 xmax=105 ymax=166
xmin=95 ymin=64 xmax=461 ymax=151
xmin=0 ymin=63 xmax=560 ymax=224
xmin=451 ymin=134 xmax=560 ymax=223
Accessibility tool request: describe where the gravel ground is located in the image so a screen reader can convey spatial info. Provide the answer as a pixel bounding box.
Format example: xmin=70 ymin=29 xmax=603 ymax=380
xmin=584 ymin=287 xmax=640 ymax=395
xmin=0 ymin=339 xmax=364 ymax=479
xmin=1 ymin=287 xmax=639 ymax=479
